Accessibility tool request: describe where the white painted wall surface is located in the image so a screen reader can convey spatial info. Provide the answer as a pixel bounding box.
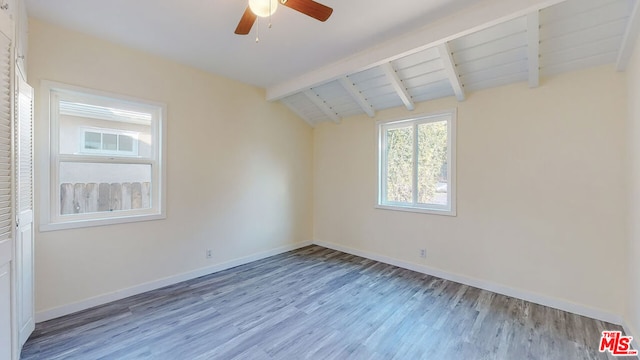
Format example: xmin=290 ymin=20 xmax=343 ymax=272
xmin=314 ymin=65 xmax=627 ymax=318
xmin=626 ymin=34 xmax=640 ymax=342
xmin=29 ymin=19 xmax=313 ymax=315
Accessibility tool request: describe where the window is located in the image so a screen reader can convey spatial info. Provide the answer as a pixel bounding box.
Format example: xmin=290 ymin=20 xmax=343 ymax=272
xmin=377 ymin=110 xmax=456 ymax=215
xmin=40 ymin=81 xmax=166 ymax=230
xmin=81 ymin=128 xmax=139 ymax=156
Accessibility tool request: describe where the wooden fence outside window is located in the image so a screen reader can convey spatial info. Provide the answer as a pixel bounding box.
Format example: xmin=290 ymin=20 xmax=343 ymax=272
xmin=60 ymin=182 xmax=151 ymax=214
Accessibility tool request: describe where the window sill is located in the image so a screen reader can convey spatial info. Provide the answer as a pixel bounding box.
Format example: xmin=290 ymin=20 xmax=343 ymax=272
xmin=39 ymin=213 xmax=166 ymax=232
xmin=375 ymin=204 xmax=456 ymax=217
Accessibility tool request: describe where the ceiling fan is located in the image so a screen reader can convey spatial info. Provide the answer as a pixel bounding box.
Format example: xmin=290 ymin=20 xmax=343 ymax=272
xmin=235 ymin=0 xmax=333 ymax=35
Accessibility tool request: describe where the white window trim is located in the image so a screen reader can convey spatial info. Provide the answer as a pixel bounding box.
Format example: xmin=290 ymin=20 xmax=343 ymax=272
xmin=375 ymin=109 xmax=457 ymax=216
xmin=38 ymin=80 xmax=167 ymax=231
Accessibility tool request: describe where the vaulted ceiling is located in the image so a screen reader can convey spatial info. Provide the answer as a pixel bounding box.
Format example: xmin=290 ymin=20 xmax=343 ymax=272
xmin=275 ymin=0 xmax=639 ymax=125
xmin=26 ymin=0 xmax=640 ymax=126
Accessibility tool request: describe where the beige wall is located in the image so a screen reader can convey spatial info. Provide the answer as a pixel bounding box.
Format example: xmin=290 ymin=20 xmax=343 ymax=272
xmin=314 ymin=65 xmax=627 ymax=317
xmin=627 ymin=35 xmax=640 ymax=339
xmin=29 ymin=19 xmax=313 ymax=313
xmin=29 ymin=15 xmax=633 ymax=325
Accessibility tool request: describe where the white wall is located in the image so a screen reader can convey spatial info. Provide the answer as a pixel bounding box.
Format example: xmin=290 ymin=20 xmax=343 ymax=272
xmin=29 ymin=19 xmax=313 ymax=315
xmin=627 ymin=34 xmax=640 ymax=340
xmin=314 ymin=65 xmax=628 ymax=319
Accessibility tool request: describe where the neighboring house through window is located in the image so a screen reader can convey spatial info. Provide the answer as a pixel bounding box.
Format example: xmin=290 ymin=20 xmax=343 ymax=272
xmin=81 ymin=128 xmax=139 ymax=156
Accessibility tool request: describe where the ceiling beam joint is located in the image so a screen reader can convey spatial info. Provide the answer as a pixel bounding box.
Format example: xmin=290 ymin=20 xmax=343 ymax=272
xmin=381 ymin=63 xmax=415 ymax=111
xmin=437 ymin=43 xmax=465 ymax=101
xmin=303 ymin=90 xmax=341 ymax=123
xmin=616 ymin=0 xmax=640 ymax=71
xmin=527 ymin=11 xmax=540 ymax=88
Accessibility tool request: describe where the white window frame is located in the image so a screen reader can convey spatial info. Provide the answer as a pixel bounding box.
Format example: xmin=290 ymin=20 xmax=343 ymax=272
xmin=79 ymin=127 xmax=140 ymax=156
xmin=39 ymin=81 xmax=167 ymax=231
xmin=376 ymin=110 xmax=456 ymax=216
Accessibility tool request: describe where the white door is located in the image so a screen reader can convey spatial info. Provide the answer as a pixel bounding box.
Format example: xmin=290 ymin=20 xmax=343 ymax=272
xmin=15 ymin=74 xmax=33 ymax=347
xmin=0 ymin=242 xmax=13 ymax=360
xmin=0 ymin=7 xmax=14 ymax=360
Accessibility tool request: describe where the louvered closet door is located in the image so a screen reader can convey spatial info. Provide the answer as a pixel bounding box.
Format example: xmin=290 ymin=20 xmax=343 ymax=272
xmin=0 ymin=8 xmax=14 ymax=360
xmin=16 ymin=74 xmax=33 ymax=348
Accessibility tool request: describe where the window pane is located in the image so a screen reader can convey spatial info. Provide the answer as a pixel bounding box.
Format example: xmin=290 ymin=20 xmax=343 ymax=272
xmin=418 ymin=121 xmax=448 ymax=206
xmin=385 ymin=126 xmax=413 ymax=203
xmin=119 ymin=134 xmax=134 ymax=152
xmin=59 ymin=162 xmax=152 ymax=215
xmin=84 ymin=132 xmax=101 ymax=150
xmin=102 ymin=133 xmax=117 ymax=151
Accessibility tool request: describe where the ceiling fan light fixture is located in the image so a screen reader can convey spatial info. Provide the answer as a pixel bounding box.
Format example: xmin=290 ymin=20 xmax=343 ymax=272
xmin=248 ymin=0 xmax=278 ymax=18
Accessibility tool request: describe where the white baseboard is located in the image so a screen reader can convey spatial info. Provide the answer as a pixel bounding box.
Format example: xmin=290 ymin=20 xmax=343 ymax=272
xmin=313 ymin=240 xmax=624 ymax=326
xmin=35 ymin=241 xmax=313 ymax=323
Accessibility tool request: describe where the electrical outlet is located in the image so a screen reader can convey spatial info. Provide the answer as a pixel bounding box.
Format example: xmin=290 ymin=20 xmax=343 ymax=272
xmin=420 ymin=249 xmax=427 ymax=259
xmin=206 ymin=249 xmax=212 ymax=259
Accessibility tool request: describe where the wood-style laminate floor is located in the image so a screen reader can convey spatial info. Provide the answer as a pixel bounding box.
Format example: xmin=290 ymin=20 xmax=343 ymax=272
xmin=21 ymin=245 xmax=626 ymax=360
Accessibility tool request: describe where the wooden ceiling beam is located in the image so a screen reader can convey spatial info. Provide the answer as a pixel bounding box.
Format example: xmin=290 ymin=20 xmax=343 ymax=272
xmin=266 ymin=0 xmax=569 ymax=101
xmin=338 ymin=77 xmax=375 ymax=117
xmin=303 ymin=90 xmax=341 ymax=123
xmin=616 ymin=0 xmax=640 ymax=71
xmin=437 ymin=43 xmax=465 ymax=101
xmin=381 ymin=63 xmax=415 ymax=111
xmin=527 ymin=10 xmax=540 ymax=88
xmin=527 ymin=11 xmax=540 ymax=87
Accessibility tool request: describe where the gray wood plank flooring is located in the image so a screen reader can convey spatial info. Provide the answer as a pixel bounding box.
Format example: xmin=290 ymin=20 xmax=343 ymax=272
xmin=21 ymin=245 xmax=627 ymax=359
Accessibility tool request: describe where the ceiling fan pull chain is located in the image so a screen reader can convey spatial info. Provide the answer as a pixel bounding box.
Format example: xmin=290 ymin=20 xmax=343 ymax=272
xmin=269 ymin=0 xmax=273 ymax=28
xmin=255 ymin=17 xmax=260 ymax=42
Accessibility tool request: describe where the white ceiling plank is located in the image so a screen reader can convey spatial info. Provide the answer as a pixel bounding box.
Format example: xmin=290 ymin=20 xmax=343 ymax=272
xmin=266 ymin=0 xmax=569 ymax=101
xmin=437 ymin=43 xmax=466 ymax=101
xmin=393 ymin=48 xmax=442 ymax=70
xmin=396 ymin=59 xmax=445 ymax=79
xmin=527 ymin=11 xmax=540 ymax=88
xmin=455 ymin=47 xmax=527 ymax=74
xmin=542 ymin=36 xmax=622 ymax=65
xmin=348 ymin=67 xmax=387 ymax=84
xmin=281 ymin=100 xmax=316 ymax=127
xmin=303 ymin=90 xmax=341 ymax=124
xmin=449 ymin=17 xmax=527 ymax=52
xmin=361 ymin=85 xmax=398 ymax=100
xmin=381 ymin=63 xmax=415 ymax=111
xmin=541 ymin=0 xmax=621 ymax=24
xmin=453 ymin=32 xmax=527 ymax=64
xmin=465 ymin=71 xmax=528 ymax=91
xmin=540 ymin=4 xmax=629 ymax=44
xmin=403 ymin=70 xmax=450 ymax=89
xmin=354 ymin=75 xmax=393 ymax=92
xmin=616 ymin=0 xmax=640 ymax=71
xmin=541 ymin=51 xmax=618 ymax=76
xmin=368 ymin=94 xmax=407 ymax=112
xmin=338 ymin=77 xmax=376 ymax=118
xmin=411 ymin=80 xmax=457 ymax=99
xmin=541 ymin=19 xmax=627 ymax=51
xmin=460 ymin=61 xmax=528 ymax=84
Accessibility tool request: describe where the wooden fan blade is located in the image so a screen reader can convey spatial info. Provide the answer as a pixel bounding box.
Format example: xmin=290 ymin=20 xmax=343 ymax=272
xmin=235 ymin=6 xmax=257 ymax=35
xmin=282 ymin=0 xmax=333 ymax=22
